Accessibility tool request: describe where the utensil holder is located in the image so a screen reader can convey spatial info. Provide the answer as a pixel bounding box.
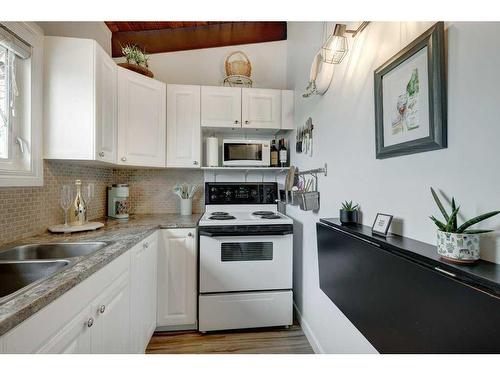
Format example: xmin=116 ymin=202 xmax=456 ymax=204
xmin=180 ymin=198 xmax=193 ymax=216
xmin=298 ymin=191 xmax=320 ymax=211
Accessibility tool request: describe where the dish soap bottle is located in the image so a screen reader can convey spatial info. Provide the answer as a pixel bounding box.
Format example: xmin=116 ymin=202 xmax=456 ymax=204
xmin=71 ymin=179 xmax=87 ymax=225
xmin=279 ymin=139 xmax=287 ymax=167
xmin=270 ymin=139 xmax=279 ymax=167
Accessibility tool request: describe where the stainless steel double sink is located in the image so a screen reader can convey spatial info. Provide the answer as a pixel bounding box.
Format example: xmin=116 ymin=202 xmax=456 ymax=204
xmin=0 ymin=242 xmax=109 ymax=303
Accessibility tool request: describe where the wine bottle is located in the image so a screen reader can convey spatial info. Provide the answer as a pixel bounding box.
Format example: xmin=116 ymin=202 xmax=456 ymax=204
xmin=270 ymin=140 xmax=279 ymax=167
xmin=279 ymin=139 xmax=287 ymax=167
xmin=70 ymin=179 xmax=87 ymax=225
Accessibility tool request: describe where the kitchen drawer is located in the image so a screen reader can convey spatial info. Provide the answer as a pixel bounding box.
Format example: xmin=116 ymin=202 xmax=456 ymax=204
xmin=199 ymin=290 xmax=292 ymax=332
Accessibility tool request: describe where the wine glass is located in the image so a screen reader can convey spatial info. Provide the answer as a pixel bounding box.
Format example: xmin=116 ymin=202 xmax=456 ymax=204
xmin=60 ymin=185 xmax=72 ymax=227
xmin=83 ymin=183 xmax=95 ymax=222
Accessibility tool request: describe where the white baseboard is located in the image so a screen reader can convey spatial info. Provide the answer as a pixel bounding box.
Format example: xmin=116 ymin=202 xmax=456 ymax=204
xmin=294 ymin=302 xmax=324 ymax=354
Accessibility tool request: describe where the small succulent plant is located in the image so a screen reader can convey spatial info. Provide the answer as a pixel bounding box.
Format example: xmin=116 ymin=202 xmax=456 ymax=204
xmin=121 ymin=44 xmax=149 ymax=68
xmin=430 ymin=187 xmax=500 ymax=234
xmin=341 ymin=201 xmax=359 ymax=212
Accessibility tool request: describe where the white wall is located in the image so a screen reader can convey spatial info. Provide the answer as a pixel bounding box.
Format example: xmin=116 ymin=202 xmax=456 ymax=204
xmin=286 ymin=21 xmax=500 ymax=353
xmin=115 ymin=41 xmax=288 ymax=89
xmin=37 ymin=22 xmax=111 ymax=55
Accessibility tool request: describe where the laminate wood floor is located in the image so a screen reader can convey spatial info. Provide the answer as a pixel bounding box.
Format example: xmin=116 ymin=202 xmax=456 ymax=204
xmin=146 ymin=324 xmax=314 ymax=354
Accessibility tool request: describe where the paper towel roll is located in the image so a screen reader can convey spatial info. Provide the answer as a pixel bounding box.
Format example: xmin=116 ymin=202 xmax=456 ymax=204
xmin=205 ymin=137 xmax=219 ymax=167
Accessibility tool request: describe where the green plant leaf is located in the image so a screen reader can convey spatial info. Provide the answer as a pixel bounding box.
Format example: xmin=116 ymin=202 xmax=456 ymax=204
xmin=445 ymin=206 xmax=460 ymax=232
xmin=463 ymin=229 xmax=494 ymax=234
xmin=430 ymin=187 xmax=449 ymax=222
xmin=456 ymin=211 xmax=500 ymax=233
xmin=430 ymin=215 xmax=446 ymax=231
xmin=451 ymin=197 xmax=457 ymax=232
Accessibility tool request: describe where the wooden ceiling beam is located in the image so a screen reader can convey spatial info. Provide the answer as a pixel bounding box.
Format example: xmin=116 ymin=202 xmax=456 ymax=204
xmin=110 ymin=21 xmax=287 ymax=57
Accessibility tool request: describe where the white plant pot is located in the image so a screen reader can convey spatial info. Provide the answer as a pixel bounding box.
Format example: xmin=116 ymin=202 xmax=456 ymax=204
xmin=180 ymin=198 xmax=193 ymax=216
xmin=436 ymin=230 xmax=480 ymax=263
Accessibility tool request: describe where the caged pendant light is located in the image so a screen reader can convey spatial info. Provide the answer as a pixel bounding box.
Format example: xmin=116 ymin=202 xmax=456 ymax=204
xmin=321 ymin=24 xmax=348 ymax=64
xmin=321 ymin=22 xmax=370 ymax=64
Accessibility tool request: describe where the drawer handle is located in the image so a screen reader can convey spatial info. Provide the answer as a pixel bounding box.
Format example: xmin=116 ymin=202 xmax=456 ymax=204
xmin=99 ymin=305 xmax=106 ymax=314
xmin=188 ymin=232 xmax=193 ymax=237
xmin=87 ymin=317 xmax=94 ymax=328
xmin=234 ymin=120 xmax=239 ymax=124
xmin=434 ymin=267 xmax=456 ymax=278
xmin=244 ymin=120 xmax=249 ymax=124
xmin=193 ymin=160 xmax=199 ymax=165
xmin=99 ymin=151 xmax=105 ymax=157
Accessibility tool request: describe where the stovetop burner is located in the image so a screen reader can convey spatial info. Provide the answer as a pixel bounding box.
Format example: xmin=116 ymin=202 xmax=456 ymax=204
xmin=252 ymin=211 xmax=275 ymax=216
xmin=261 ymin=214 xmax=281 ymax=219
xmin=209 ymin=215 xmax=236 ymax=220
xmin=211 ymin=212 xmax=229 ymax=216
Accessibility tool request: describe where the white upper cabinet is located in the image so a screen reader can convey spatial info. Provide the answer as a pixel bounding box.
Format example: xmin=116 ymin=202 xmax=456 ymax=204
xmin=241 ymin=88 xmax=282 ymax=129
xmin=201 ymin=86 xmax=241 ymax=128
xmin=117 ymin=67 xmax=166 ymax=167
xmin=95 ymin=46 xmax=117 ymax=163
xmin=281 ymin=90 xmax=295 ymax=130
xmin=167 ymin=85 xmax=201 ymax=168
xmin=43 ymin=36 xmax=117 ymax=163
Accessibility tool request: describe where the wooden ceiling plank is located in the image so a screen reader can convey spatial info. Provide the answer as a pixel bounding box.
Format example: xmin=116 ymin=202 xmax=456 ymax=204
xmin=110 ymin=21 xmax=287 ymax=57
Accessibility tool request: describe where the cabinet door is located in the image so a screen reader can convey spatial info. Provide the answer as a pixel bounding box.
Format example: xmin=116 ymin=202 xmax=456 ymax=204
xmin=117 ymin=67 xmax=166 ymax=167
xmin=95 ymin=44 xmax=117 ymax=163
xmin=281 ymin=90 xmax=294 ymax=130
xmin=91 ymin=267 xmax=131 ymax=353
xmin=242 ymin=88 xmax=282 ymax=129
xmin=157 ymin=228 xmax=197 ymax=327
xmin=201 ymin=86 xmax=241 ymax=128
xmin=38 ymin=307 xmax=93 ymax=354
xmin=130 ymin=233 xmax=158 ymax=353
xmin=166 ymin=85 xmax=201 ymax=168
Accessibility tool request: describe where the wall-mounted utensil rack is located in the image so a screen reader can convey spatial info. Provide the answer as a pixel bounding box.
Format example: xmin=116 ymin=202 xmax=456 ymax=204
xmin=284 ymin=163 xmax=327 ymax=211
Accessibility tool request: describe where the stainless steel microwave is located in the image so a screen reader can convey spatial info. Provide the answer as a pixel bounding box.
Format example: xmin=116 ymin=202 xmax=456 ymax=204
xmin=222 ymin=139 xmax=271 ymax=167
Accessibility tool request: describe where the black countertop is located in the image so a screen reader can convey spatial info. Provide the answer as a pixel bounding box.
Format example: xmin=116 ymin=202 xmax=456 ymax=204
xmin=319 ymin=218 xmax=500 ymax=296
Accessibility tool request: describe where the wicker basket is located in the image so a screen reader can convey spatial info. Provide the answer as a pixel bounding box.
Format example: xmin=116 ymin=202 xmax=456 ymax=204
xmin=225 ymin=51 xmax=252 ymax=77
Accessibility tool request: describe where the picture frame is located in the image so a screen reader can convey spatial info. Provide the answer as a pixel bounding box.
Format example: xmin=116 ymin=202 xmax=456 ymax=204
xmin=372 ymin=213 xmax=393 ymax=236
xmin=374 ymin=22 xmax=447 ymax=159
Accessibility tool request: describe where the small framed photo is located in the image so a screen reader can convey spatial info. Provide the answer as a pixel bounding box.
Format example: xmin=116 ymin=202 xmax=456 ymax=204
xmin=372 ymin=213 xmax=393 ymax=236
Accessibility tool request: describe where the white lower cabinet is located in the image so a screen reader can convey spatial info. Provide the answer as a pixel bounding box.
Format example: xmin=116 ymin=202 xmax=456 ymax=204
xmin=130 ymin=232 xmax=158 ymax=353
xmin=157 ymin=228 xmax=197 ymax=329
xmin=0 ymin=233 xmax=158 ymax=354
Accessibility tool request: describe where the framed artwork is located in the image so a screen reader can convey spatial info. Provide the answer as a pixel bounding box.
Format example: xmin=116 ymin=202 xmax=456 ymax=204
xmin=372 ymin=213 xmax=393 ymax=236
xmin=374 ymin=22 xmax=447 ymax=159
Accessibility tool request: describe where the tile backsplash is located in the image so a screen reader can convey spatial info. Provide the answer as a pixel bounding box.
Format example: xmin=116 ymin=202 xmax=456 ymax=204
xmin=0 ymin=161 xmax=204 ymax=246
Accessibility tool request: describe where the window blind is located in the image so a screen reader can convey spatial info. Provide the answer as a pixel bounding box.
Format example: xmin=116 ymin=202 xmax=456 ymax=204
xmin=0 ymin=25 xmax=31 ymax=60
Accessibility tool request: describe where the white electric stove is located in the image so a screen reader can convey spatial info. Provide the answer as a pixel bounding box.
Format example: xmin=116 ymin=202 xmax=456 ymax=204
xmin=198 ymin=182 xmax=293 ymax=333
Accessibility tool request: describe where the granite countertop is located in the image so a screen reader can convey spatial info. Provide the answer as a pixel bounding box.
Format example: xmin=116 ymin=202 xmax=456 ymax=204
xmin=0 ymin=213 xmax=202 ymax=336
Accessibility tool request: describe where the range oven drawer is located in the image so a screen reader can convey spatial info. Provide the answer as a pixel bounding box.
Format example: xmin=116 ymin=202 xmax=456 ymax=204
xmin=200 ymin=234 xmax=293 ymax=293
xmin=199 ymin=291 xmax=293 ymax=332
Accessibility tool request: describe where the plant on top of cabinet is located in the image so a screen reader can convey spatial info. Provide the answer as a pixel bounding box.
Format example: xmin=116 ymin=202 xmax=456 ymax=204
xmin=118 ymin=44 xmax=153 ymax=78
xmin=339 ymin=201 xmax=359 ymax=225
xmin=430 ymin=187 xmax=500 ymax=264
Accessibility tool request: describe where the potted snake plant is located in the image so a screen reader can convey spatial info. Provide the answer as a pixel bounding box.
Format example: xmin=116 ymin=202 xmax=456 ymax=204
xmin=430 ymin=187 xmax=500 ymax=263
xmin=340 ymin=201 xmax=359 ymax=224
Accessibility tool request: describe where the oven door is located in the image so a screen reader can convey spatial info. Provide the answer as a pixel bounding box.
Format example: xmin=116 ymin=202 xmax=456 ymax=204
xmin=200 ymin=233 xmax=293 ymax=293
xmin=223 ymin=141 xmax=269 ymax=166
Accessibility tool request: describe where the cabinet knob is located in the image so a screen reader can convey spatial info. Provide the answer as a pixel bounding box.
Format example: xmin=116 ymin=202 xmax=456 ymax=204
xmin=245 ymin=120 xmax=250 ymax=124
xmin=87 ymin=317 xmax=94 ymax=328
xmin=99 ymin=151 xmax=105 ymax=157
xmin=99 ymin=305 xmax=106 ymax=314
xmin=121 ymin=157 xmax=127 ymax=162
xmin=193 ymin=160 xmax=199 ymax=165
xmin=234 ymin=120 xmax=239 ymax=124
xmin=188 ymin=232 xmax=193 ymax=237
xmin=143 ymin=241 xmax=149 ymax=249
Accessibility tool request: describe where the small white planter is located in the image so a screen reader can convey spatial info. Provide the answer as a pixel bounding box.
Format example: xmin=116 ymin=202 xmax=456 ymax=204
xmin=180 ymin=198 xmax=193 ymax=216
xmin=436 ymin=230 xmax=480 ymax=263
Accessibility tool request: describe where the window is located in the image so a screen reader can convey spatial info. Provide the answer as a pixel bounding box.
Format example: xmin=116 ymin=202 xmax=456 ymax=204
xmin=0 ymin=22 xmax=43 ymax=186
